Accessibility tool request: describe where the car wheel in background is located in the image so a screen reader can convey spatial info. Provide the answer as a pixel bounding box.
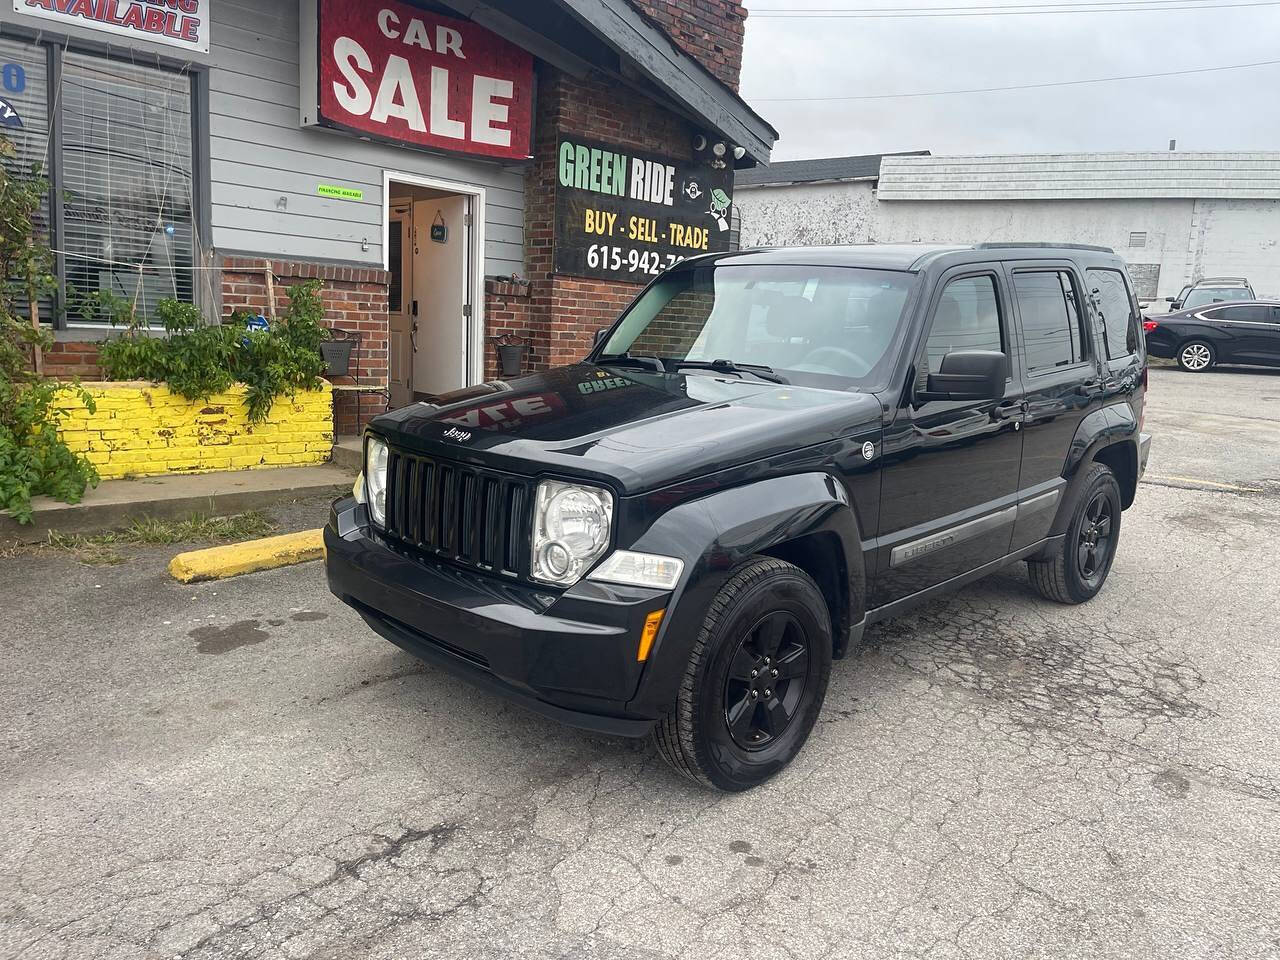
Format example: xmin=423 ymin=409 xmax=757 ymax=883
xmin=653 ymin=557 xmax=832 ymax=791
xmin=1027 ymin=462 xmax=1123 ymax=605
xmin=1177 ymin=340 xmax=1215 ymax=372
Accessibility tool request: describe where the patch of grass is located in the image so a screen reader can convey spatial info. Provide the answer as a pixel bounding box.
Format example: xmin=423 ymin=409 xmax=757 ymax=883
xmin=45 ymin=510 xmax=278 ymax=565
xmin=120 ymin=511 xmax=277 ymax=545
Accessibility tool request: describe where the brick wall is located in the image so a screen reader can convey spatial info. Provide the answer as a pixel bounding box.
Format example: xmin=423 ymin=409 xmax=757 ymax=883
xmin=221 ymin=256 xmax=390 ymax=436
xmin=45 ymin=340 xmax=103 ymax=380
xmin=56 ymin=381 xmax=332 ymax=480
xmin=522 ymin=68 xmax=704 ymax=372
xmin=630 ymin=0 xmax=747 ymax=91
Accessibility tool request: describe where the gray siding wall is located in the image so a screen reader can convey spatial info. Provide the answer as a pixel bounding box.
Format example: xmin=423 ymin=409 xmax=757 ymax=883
xmin=207 ymin=0 xmax=524 ymax=274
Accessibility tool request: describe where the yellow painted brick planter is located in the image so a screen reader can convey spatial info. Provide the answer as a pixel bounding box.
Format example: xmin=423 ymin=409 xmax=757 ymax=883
xmin=55 ymin=382 xmax=333 ymax=480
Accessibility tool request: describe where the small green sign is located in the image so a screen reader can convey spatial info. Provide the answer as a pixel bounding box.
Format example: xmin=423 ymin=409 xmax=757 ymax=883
xmin=317 ymin=183 xmax=364 ymax=201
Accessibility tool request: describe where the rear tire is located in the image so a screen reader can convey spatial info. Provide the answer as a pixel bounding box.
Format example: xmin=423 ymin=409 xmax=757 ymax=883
xmin=1027 ymin=463 xmax=1122 ymax=604
xmin=1177 ymin=339 xmax=1215 ymax=372
xmin=653 ymin=557 xmax=832 ymax=791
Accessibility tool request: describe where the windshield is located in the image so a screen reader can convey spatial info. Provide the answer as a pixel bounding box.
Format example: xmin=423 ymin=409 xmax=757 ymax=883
xmin=598 ymin=264 xmax=917 ymax=388
xmin=1183 ymin=287 xmax=1250 ymax=310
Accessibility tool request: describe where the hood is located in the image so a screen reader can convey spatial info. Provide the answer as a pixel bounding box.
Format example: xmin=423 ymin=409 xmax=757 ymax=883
xmin=370 ymin=364 xmax=883 ymax=495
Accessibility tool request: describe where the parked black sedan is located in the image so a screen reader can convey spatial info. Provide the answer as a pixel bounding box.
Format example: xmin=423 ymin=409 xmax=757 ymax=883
xmin=1144 ymin=299 xmax=1280 ymax=372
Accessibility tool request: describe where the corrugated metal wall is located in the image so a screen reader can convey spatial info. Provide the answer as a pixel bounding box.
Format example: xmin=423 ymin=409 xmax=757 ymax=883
xmin=206 ymin=0 xmax=525 ymax=274
xmin=877 ymin=153 xmax=1280 ymax=201
xmin=736 ymin=181 xmax=1280 ymax=299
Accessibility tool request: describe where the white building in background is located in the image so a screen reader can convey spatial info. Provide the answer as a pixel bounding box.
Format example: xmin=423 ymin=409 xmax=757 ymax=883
xmin=735 ymin=151 xmax=1280 ymax=300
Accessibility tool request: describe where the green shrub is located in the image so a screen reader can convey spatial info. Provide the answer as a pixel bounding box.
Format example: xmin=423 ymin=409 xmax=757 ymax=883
xmin=0 ymin=376 xmax=99 ymax=523
xmin=97 ymin=279 xmax=329 ymax=423
xmin=0 ymin=135 xmax=99 ymax=523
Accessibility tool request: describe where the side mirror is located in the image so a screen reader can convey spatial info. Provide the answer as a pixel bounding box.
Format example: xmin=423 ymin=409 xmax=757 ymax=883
xmin=918 ymin=351 xmax=1006 ymax=402
xmin=593 ymin=328 xmax=609 ymax=346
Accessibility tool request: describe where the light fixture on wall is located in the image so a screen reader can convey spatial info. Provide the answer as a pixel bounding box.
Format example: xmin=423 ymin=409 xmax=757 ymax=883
xmin=361 ymin=237 xmax=370 ymax=252
xmin=732 ymin=146 xmax=746 ymax=161
xmin=692 ymin=134 xmax=707 ymax=152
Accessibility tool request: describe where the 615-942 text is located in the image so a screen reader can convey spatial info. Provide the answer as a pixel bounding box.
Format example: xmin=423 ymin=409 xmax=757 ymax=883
xmin=587 ymin=244 xmax=684 ymax=276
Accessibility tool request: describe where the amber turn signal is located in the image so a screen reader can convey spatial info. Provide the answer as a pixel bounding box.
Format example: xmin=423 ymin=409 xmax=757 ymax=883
xmin=637 ymin=609 xmax=665 ymax=662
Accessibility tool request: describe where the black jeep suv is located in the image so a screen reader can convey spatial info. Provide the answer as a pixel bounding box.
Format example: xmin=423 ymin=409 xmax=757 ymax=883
xmin=325 ymin=243 xmax=1151 ymax=791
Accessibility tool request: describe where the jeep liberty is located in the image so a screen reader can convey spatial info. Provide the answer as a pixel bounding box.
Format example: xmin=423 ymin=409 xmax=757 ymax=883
xmin=325 ymin=243 xmax=1152 ymax=791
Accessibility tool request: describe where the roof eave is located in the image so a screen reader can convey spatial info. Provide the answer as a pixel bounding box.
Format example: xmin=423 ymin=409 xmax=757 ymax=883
xmin=549 ymin=0 xmax=777 ymax=164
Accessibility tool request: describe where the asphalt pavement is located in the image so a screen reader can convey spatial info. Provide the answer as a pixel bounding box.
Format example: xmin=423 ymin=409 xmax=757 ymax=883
xmin=3 ymin=365 xmax=1279 ymax=960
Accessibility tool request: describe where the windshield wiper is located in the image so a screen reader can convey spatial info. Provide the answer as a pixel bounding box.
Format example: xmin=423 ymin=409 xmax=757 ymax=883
xmin=595 ymin=352 xmax=665 ymax=373
xmin=665 ymin=359 xmax=789 ymax=384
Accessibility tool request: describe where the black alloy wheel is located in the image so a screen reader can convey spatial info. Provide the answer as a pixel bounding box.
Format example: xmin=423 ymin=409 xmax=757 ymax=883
xmin=653 ymin=557 xmax=833 ymax=791
xmin=723 ymin=611 xmax=810 ymax=750
xmin=1076 ymin=489 xmax=1116 ymax=590
xmin=1027 ymin=462 xmax=1123 ymax=604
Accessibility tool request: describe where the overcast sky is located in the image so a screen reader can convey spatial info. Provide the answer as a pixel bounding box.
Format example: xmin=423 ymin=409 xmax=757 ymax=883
xmin=738 ymin=0 xmax=1280 ymax=160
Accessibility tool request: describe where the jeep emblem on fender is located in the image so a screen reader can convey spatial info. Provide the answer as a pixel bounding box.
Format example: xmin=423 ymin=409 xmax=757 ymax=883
xmin=442 ymin=427 xmax=472 ymax=442
xmin=862 ymin=441 xmax=876 ymax=461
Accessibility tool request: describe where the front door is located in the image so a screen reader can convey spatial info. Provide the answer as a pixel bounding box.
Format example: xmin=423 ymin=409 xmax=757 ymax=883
xmin=871 ymin=266 xmax=1025 ymax=608
xmin=388 ymin=205 xmax=414 ymax=409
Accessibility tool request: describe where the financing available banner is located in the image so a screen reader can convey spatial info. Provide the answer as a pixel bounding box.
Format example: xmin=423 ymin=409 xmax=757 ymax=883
xmin=15 ymin=0 xmax=211 ymax=54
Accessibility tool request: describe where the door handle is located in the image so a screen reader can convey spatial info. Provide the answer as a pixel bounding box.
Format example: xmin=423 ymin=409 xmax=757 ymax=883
xmin=1076 ymin=380 xmax=1104 ymax=397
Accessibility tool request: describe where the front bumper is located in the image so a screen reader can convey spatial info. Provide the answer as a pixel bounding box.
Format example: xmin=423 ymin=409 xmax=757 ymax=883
xmin=324 ymin=497 xmax=665 ymax=737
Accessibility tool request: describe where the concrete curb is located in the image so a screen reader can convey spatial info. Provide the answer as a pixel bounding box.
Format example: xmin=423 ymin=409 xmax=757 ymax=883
xmin=1 ymin=464 xmax=355 ymax=544
xmin=169 ymin=529 xmax=325 ymax=583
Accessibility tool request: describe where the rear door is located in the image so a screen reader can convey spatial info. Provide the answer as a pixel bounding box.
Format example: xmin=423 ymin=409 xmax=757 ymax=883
xmin=1008 ymin=261 xmax=1105 ymax=550
xmin=872 ymin=264 xmax=1025 ymax=607
xmin=1212 ymin=303 xmax=1278 ymax=365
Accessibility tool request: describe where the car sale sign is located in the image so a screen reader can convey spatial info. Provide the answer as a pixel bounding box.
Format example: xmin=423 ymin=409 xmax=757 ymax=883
xmin=305 ymin=0 xmax=533 ymax=161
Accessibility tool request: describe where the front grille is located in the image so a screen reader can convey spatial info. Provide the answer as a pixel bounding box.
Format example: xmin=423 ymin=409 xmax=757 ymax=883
xmin=384 ymin=449 xmax=532 ymax=578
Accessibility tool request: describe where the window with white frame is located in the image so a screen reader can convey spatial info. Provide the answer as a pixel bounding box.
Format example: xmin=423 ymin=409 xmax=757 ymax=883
xmin=0 ymin=36 xmax=199 ymax=327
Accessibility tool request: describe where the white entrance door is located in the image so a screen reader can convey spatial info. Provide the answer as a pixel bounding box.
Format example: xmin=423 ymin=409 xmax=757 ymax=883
xmin=388 ymin=205 xmax=414 ymax=409
xmin=411 ymin=195 xmax=471 ymax=397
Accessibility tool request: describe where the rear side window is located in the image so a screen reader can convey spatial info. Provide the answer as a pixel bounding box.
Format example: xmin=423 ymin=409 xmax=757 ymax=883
xmin=1013 ymin=270 xmax=1087 ymax=372
xmin=1220 ymin=304 xmax=1270 ymax=323
xmin=1088 ymin=268 xmax=1139 ymax=360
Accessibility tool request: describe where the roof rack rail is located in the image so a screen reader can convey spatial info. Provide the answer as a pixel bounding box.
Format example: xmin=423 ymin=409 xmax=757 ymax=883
xmin=1197 ymin=276 xmax=1249 ymax=283
xmin=975 ymin=242 xmax=1115 ymax=253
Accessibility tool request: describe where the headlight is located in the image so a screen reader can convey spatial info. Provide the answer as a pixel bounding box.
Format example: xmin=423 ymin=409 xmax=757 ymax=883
xmin=530 ymin=480 xmax=613 ymax=586
xmin=365 ymin=436 xmax=389 ymax=526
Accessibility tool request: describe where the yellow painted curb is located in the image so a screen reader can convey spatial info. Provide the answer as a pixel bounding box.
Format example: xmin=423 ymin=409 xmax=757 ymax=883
xmin=169 ymin=529 xmax=325 ymax=583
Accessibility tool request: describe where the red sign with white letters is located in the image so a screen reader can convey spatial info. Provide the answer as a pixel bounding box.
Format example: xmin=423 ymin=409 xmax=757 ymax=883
xmin=315 ymin=0 xmax=534 ymax=161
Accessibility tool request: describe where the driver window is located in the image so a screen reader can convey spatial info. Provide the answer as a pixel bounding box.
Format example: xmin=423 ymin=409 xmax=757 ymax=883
xmin=924 ymin=275 xmax=1003 ymax=376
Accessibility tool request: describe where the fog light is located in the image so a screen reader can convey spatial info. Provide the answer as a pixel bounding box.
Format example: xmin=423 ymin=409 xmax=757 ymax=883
xmin=588 ymin=550 xmax=684 ymax=590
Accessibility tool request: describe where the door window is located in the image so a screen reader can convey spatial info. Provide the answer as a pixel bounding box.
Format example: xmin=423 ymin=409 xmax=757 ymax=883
xmin=923 ymin=274 xmax=1003 ymax=376
xmin=1014 ymin=270 xmax=1087 ymax=372
xmin=1087 ymin=268 xmax=1139 ymax=359
xmin=387 ymin=219 xmax=404 ymax=313
xmin=1220 ymin=304 xmax=1269 ymax=323
xmin=1270 ymin=307 xmax=1280 ymax=325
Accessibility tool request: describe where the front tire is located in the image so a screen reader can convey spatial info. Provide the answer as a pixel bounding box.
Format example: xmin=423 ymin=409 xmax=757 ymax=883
xmin=1177 ymin=339 xmax=1215 ymax=372
xmin=1027 ymin=462 xmax=1122 ymax=604
xmin=653 ymin=557 xmax=833 ymax=791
